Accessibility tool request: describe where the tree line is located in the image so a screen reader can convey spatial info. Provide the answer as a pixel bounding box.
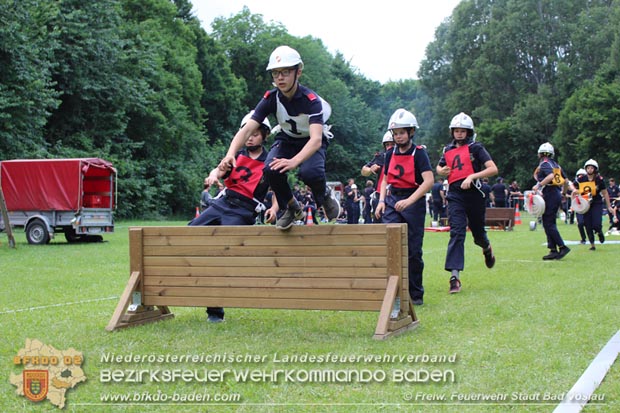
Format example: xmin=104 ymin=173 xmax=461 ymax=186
xmin=1 ymin=0 xmax=619 ymax=218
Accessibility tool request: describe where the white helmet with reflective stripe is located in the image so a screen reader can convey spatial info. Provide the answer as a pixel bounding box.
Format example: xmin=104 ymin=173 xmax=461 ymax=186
xmin=449 ymin=112 xmax=474 ymax=131
xmin=575 ymin=168 xmax=586 ymax=178
xmin=266 ymin=46 xmax=304 ymax=71
xmin=537 ymin=142 xmax=555 ymax=157
xmin=381 ymin=131 xmax=393 ymax=144
xmin=387 ymin=109 xmax=418 ymax=131
xmin=584 ymin=159 xmax=599 ymax=170
xmin=240 ymin=110 xmax=271 ymax=134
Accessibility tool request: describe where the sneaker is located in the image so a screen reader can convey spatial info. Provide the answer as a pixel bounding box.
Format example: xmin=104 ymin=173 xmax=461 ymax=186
xmin=599 ymin=232 xmax=605 ymax=244
xmin=412 ymin=298 xmax=424 ymax=306
xmin=483 ymin=246 xmax=495 ymax=268
xmin=207 ymin=315 xmax=224 ymax=323
xmin=542 ymin=250 xmax=559 ymax=260
xmin=276 ymin=203 xmax=305 ymax=230
xmin=556 ymin=246 xmax=571 ymax=259
xmin=390 ymin=297 xmax=401 ymax=319
xmin=589 ymin=245 xmax=596 ymax=251
xmin=322 ymin=188 xmax=341 ymax=221
xmin=580 ymin=240 xmax=586 ymax=245
xmin=449 ymin=276 xmax=461 ymax=294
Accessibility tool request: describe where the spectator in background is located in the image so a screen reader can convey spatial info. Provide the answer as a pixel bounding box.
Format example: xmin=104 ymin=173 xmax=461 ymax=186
xmin=363 ymin=180 xmax=375 ymax=224
xmin=430 ymin=177 xmax=446 ymax=222
xmin=481 ymin=178 xmax=492 ymax=208
xmin=300 ymin=186 xmax=318 ymax=224
xmin=490 ymin=177 xmax=508 ymax=207
xmin=344 ymin=178 xmax=356 ymax=224
xmin=509 ymin=180 xmax=523 ymax=209
xmin=606 ymin=178 xmax=619 ymax=225
xmin=347 ymin=183 xmax=362 ymax=224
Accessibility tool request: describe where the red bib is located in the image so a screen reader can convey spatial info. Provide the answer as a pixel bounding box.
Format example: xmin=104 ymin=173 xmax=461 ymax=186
xmin=224 ymin=155 xmax=264 ymax=199
xmin=444 ymin=145 xmax=475 ymax=184
xmin=387 ymin=153 xmax=418 ymax=189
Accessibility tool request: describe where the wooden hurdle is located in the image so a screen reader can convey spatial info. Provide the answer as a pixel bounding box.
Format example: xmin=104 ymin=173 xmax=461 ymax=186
xmin=106 ymin=224 xmax=418 ymax=340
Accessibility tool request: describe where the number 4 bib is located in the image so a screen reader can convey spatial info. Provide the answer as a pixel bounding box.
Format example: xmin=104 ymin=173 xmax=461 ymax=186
xmin=444 ymin=145 xmax=474 ymax=184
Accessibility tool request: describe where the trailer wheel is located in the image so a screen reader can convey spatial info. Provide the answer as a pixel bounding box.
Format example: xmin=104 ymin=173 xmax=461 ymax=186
xmin=26 ymin=219 xmax=50 ymax=245
xmin=64 ymin=228 xmax=82 ymax=243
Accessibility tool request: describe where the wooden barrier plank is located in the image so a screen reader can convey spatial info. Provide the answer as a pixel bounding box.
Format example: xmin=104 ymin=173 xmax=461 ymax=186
xmin=142 ymin=234 xmax=387 ymax=247
xmin=143 ymin=245 xmax=387 ymax=257
xmin=143 ymin=266 xmax=388 ymax=278
xmin=144 ymin=256 xmax=390 ymax=268
xmin=143 ymin=276 xmax=387 ymax=290
xmin=138 ymin=224 xmax=393 ymax=237
xmin=144 ymin=296 xmax=382 ymax=311
xmin=144 ymin=286 xmax=385 ymax=301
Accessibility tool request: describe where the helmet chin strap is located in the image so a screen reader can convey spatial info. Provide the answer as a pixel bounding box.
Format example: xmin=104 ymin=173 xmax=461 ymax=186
xmin=396 ymin=137 xmax=413 ymax=150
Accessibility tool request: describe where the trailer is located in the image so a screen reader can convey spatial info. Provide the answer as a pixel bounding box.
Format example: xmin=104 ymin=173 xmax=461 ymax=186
xmin=0 ymin=158 xmax=116 ymax=244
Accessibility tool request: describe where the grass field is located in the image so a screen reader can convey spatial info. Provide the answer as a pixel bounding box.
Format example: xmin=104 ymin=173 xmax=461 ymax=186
xmin=1 ymin=213 xmax=618 ymax=412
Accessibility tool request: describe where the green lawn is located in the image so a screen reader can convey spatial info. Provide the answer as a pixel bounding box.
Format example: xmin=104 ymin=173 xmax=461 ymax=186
xmin=1 ymin=214 xmax=618 ymax=412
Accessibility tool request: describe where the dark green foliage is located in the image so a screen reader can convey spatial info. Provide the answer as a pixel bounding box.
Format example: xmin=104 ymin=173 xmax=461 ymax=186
xmin=420 ymin=0 xmax=620 ymax=184
xmin=0 ymin=0 xmax=60 ymax=159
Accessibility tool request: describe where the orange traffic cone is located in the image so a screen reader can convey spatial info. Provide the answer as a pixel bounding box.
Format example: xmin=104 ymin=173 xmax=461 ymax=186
xmin=195 ymin=206 xmax=200 ymax=218
xmin=305 ymin=208 xmax=314 ymax=226
xmin=515 ymin=203 xmax=522 ymax=225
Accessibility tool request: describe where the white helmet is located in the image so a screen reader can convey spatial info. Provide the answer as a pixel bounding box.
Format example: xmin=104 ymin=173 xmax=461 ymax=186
xmin=449 ymin=112 xmax=474 ymax=131
xmin=575 ymin=168 xmax=586 ymax=178
xmin=387 ymin=108 xmax=418 ymax=131
xmin=584 ymin=159 xmax=598 ymax=170
xmin=266 ymin=46 xmax=304 ymax=71
xmin=537 ymin=142 xmax=554 ymax=157
xmin=381 ymin=131 xmax=394 ymax=144
xmin=240 ymin=111 xmax=271 ymax=134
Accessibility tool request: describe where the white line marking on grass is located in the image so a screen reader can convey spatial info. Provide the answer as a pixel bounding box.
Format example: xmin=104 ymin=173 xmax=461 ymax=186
xmin=560 ymin=240 xmax=620 ymax=245
xmin=553 ymin=329 xmax=620 ymax=413
xmin=0 ymin=296 xmax=118 ymax=315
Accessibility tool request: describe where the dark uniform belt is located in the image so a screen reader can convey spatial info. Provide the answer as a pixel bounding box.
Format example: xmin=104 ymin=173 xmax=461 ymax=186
xmin=390 ymin=188 xmax=416 ymax=196
xmin=225 ymin=190 xmax=258 ymax=211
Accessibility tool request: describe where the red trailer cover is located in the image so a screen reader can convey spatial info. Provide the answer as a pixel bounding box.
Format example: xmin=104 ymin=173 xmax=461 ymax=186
xmin=0 ymin=158 xmax=116 ymax=211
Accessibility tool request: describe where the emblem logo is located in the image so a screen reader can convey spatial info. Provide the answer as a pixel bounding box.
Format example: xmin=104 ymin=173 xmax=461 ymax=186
xmin=23 ymin=370 xmax=48 ymax=402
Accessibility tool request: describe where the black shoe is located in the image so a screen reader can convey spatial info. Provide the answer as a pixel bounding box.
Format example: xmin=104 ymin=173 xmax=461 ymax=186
xmin=207 ymin=315 xmax=224 ymax=323
xmin=449 ymin=276 xmax=461 ymax=293
xmin=556 ymin=246 xmax=570 ymax=259
xmin=412 ymin=298 xmax=424 ymax=306
xmin=580 ymin=240 xmax=586 ymax=244
xmin=483 ymin=246 xmax=495 ymax=268
xmin=542 ymin=250 xmax=559 ymax=260
xmin=599 ymin=232 xmax=605 ymax=244
xmin=589 ymin=245 xmax=596 ymax=251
